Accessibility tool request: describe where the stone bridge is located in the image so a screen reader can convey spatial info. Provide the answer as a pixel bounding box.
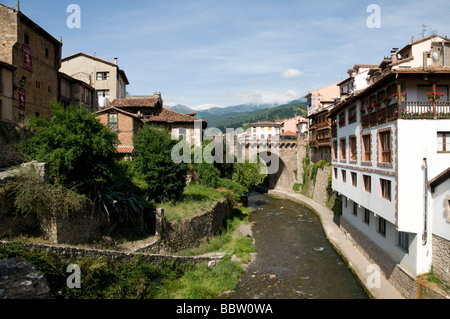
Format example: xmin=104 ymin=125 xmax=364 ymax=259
xmin=234 ymin=134 xmax=308 ymax=192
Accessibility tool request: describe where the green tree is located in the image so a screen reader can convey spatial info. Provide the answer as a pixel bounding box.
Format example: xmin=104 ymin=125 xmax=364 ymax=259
xmin=132 ymin=125 xmax=188 ymax=203
xmin=19 ymin=102 xmax=118 ymax=194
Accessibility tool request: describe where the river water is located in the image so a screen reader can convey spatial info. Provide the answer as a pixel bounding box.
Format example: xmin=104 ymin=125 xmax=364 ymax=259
xmin=225 ymin=192 xmax=369 ymax=299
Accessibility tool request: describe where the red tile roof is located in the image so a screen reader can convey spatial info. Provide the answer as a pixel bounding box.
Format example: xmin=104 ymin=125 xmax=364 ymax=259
xmin=281 ymin=131 xmax=297 ymax=137
xmin=116 ymin=146 xmax=134 ymax=154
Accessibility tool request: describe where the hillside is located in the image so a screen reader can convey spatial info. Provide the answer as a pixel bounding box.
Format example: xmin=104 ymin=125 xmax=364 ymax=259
xmin=211 ymin=101 xmax=308 ymax=133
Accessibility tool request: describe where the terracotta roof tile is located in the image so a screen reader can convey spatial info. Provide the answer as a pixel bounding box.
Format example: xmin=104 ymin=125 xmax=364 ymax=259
xmin=116 ymin=146 xmax=134 ymax=154
xmin=143 ymin=108 xmax=207 ymax=127
xmin=110 ymin=98 xmax=161 ymax=108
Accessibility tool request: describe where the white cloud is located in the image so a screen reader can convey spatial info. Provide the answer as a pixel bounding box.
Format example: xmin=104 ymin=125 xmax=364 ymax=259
xmin=227 ymin=90 xmax=301 ymax=105
xmin=282 ymin=69 xmax=304 ymax=79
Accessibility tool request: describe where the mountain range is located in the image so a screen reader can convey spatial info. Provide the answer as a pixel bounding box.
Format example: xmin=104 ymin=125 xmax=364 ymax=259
xmin=165 ymin=99 xmax=308 ymax=132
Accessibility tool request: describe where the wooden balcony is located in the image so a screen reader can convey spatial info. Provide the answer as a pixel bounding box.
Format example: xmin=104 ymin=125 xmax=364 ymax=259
xmin=317 ymin=137 xmax=331 ymax=147
xmin=361 ymin=101 xmax=450 ymax=129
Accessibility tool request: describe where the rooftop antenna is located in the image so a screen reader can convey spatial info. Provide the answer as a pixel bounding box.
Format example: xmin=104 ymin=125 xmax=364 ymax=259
xmin=421 ymin=24 xmax=427 ymax=39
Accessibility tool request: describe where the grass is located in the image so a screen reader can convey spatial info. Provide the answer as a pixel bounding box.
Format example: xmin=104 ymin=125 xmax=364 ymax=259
xmin=160 ymin=184 xmax=225 ymax=222
xmin=0 ymin=205 xmax=256 ymax=300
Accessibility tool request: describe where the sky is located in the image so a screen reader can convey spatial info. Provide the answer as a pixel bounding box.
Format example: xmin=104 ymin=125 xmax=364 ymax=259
xmin=3 ymin=0 xmax=450 ymax=110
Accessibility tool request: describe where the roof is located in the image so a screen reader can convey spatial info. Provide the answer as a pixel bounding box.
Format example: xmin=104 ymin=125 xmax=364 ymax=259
xmin=95 ymin=106 xmax=143 ymax=119
xmin=110 ymin=98 xmax=161 ymax=108
xmin=281 ymin=131 xmax=297 ymax=137
xmin=116 ymin=146 xmax=134 ymax=154
xmin=250 ymin=121 xmax=282 ymax=127
xmin=429 ymin=167 xmax=450 ymax=192
xmin=0 ymin=60 xmax=16 ymax=71
xmin=58 ymin=72 xmax=94 ymax=91
xmin=143 ymin=108 xmax=207 ymax=128
xmin=62 ymin=53 xmax=130 ymax=84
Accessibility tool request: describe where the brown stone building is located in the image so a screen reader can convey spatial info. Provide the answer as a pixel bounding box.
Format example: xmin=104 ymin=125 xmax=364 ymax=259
xmin=0 ymin=61 xmax=16 ymax=122
xmin=96 ymin=94 xmax=207 ymax=155
xmin=0 ymin=3 xmax=62 ymax=121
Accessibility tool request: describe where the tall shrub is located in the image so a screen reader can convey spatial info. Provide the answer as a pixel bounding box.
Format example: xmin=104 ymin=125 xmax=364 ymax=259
xmin=132 ymin=126 xmax=188 ymax=203
xmin=19 ymin=102 xmax=118 ymax=194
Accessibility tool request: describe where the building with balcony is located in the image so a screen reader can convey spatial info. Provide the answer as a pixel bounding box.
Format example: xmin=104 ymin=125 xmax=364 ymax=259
xmin=58 ymin=72 xmax=95 ymax=111
xmin=330 ymin=35 xmax=450 ymax=298
xmin=60 ymin=53 xmax=130 ymax=111
xmin=306 ymin=83 xmax=340 ymax=163
xmin=0 ymin=3 xmax=62 ymax=121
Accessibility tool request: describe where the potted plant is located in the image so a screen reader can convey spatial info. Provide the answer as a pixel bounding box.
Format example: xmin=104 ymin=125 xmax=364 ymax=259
xmin=427 ymin=92 xmax=444 ymax=102
xmin=393 ymin=92 xmax=407 ymax=103
xmin=383 ymin=96 xmax=392 ymax=106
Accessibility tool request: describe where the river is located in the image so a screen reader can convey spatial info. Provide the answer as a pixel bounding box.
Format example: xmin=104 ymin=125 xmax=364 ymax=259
xmin=225 ymin=192 xmax=369 ymax=299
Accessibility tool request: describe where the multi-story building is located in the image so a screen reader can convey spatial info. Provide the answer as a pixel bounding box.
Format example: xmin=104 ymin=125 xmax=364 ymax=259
xmin=58 ymin=72 xmax=95 ymax=111
xmin=0 ymin=3 xmax=62 ymax=121
xmin=306 ymin=83 xmax=340 ymax=163
xmin=0 ymin=61 xmax=15 ymax=122
xmin=330 ymin=35 xmax=450 ymax=298
xmin=60 ymin=53 xmax=129 ymax=111
xmin=249 ymin=121 xmax=282 ymax=141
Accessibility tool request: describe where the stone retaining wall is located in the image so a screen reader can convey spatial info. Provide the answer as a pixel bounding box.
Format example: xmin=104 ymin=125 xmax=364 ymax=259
xmin=340 ymin=217 xmax=416 ymax=299
xmin=432 ymin=234 xmax=450 ymax=287
xmin=142 ymin=198 xmax=234 ymax=254
xmin=0 ymin=241 xmax=221 ymax=268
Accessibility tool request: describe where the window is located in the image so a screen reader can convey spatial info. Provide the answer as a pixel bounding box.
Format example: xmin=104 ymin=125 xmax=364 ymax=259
xmin=339 ymin=112 xmax=346 ymax=127
xmin=97 ymin=72 xmax=110 ymax=81
xmin=348 ymin=106 xmax=357 ymax=124
xmin=379 ymin=131 xmax=392 ymax=163
xmin=36 ymin=81 xmax=40 ymax=88
xmin=437 ymin=132 xmax=450 ymax=153
xmin=24 ymin=33 xmax=30 ymax=45
xmin=380 ymin=179 xmax=392 ymax=201
xmin=341 ymin=170 xmax=347 ymax=183
xmin=45 ymin=48 xmax=49 ymax=58
xmin=362 ymin=134 xmax=372 ymax=163
xmin=398 ymin=232 xmax=409 ymax=253
xmin=108 ymin=113 xmax=118 ymax=131
xmin=334 ymin=168 xmax=338 ymax=179
xmin=332 ymin=140 xmax=338 ymax=160
xmin=363 ymin=175 xmax=372 ymax=193
xmin=364 ymin=209 xmax=370 ymax=225
xmin=378 ymin=217 xmax=386 ymax=236
xmin=351 ymin=172 xmax=357 ymax=187
xmin=353 ymin=202 xmax=358 ymax=216
xmin=340 ymin=138 xmax=346 ymax=161
xmin=349 ymin=136 xmax=357 ymax=161
xmin=48 ymin=86 xmax=52 ymax=93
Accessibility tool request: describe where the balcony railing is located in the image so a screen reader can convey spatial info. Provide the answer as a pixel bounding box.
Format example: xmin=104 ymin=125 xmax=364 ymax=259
xmin=361 ymin=101 xmax=450 ymax=128
xmin=317 ymin=137 xmax=331 ymax=147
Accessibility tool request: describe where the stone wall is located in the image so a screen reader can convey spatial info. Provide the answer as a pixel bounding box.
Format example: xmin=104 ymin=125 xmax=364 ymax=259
xmin=0 ymin=241 xmax=222 ymax=269
xmin=432 ymin=234 xmax=450 ymax=287
xmin=144 ymin=198 xmax=234 ymax=254
xmin=340 ymin=217 xmax=416 ymax=299
xmin=0 ymin=121 xmax=25 ymax=169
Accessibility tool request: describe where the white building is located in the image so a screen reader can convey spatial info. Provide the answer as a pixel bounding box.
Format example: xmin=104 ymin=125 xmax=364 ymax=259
xmin=250 ymin=121 xmax=282 ymax=140
xmin=330 ymin=35 xmax=450 ymax=299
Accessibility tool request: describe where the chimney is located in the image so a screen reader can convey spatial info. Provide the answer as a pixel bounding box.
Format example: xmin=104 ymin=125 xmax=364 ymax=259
xmin=412 ymin=36 xmax=415 ymax=43
xmin=114 ymin=57 xmax=118 ymax=65
xmin=16 ymin=0 xmax=20 ymax=11
xmin=391 ymin=48 xmax=399 ymax=64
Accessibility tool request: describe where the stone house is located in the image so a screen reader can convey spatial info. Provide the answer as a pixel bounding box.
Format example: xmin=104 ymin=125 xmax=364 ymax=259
xmin=249 ymin=121 xmax=282 ymax=140
xmin=60 ymin=53 xmax=129 ymax=111
xmin=0 ymin=61 xmax=15 ymax=122
xmin=330 ymin=35 xmax=450 ymax=298
xmin=58 ymin=72 xmax=95 ymax=112
xmin=96 ymin=94 xmax=207 ymax=155
xmin=0 ymin=3 xmax=62 ymax=121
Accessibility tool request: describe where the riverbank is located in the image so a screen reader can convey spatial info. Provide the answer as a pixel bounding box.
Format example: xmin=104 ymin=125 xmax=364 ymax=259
xmin=264 ymin=188 xmax=405 ymax=299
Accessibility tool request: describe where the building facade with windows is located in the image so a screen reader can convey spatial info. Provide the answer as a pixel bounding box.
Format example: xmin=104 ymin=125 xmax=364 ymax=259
xmin=0 ymin=3 xmax=62 ymax=121
xmin=249 ymin=121 xmax=282 ymax=141
xmin=60 ymin=53 xmax=129 ymax=111
xmin=0 ymin=61 xmax=16 ymax=122
xmin=330 ymin=35 xmax=450 ymax=298
xmin=58 ymin=72 xmax=95 ymax=111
